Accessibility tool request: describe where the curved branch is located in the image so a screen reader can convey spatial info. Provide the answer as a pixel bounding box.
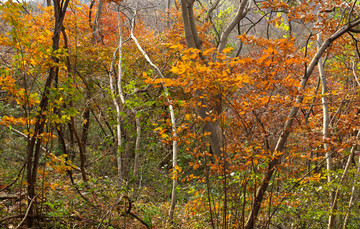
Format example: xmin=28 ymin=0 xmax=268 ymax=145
xmin=217 ymin=0 xmax=250 ymax=52
xmin=205 ymin=0 xmax=221 ymax=21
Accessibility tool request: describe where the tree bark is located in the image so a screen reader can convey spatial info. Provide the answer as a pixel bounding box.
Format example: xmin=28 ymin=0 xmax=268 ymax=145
xmin=180 ymin=0 xmax=225 ymax=157
xmin=109 ymin=45 xmax=123 ymax=180
xmin=25 ymin=0 xmax=69 ymax=227
xmin=133 ymin=113 xmax=141 ymax=179
xmin=91 ymin=0 xmax=104 ymax=44
xmin=316 ymin=32 xmax=335 ymax=228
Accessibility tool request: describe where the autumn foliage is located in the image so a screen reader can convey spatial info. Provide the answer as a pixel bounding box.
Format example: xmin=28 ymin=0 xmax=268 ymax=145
xmin=1 ymin=0 xmax=360 ymax=228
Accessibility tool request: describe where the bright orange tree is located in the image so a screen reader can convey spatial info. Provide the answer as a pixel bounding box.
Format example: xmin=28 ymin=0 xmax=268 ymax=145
xmin=149 ymin=0 xmax=360 ymax=228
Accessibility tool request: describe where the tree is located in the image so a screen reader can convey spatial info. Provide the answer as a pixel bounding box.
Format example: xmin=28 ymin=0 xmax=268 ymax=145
xmin=2 ymin=0 xmax=360 ymax=228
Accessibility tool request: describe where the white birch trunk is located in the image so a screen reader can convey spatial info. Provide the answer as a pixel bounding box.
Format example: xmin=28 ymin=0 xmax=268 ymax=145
xmin=133 ymin=113 xmax=141 ymax=178
xmin=109 ymin=46 xmax=122 ymax=180
xmin=317 ymin=32 xmax=336 ymax=228
xmin=317 ymin=33 xmax=332 ymax=184
xmin=129 ymin=10 xmax=178 ymax=221
xmin=116 ymin=12 xmax=142 ymax=180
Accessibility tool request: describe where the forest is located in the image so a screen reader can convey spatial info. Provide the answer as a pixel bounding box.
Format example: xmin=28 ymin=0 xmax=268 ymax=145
xmin=1 ymin=0 xmax=360 ymax=228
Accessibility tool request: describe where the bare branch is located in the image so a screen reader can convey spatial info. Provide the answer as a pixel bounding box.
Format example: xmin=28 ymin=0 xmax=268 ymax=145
xmin=217 ymin=0 xmax=250 ymax=52
xmin=205 ymin=0 xmax=221 ymax=21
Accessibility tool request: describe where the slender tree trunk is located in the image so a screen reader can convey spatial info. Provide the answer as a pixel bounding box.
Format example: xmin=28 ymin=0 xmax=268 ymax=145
xmin=316 ymin=32 xmax=335 ymax=228
xmin=130 ymin=37 xmax=178 ymax=219
xmin=128 ymin=8 xmax=179 ymax=220
xmin=115 ymin=11 xmax=142 ymax=181
xmin=25 ymin=0 xmax=69 ymax=227
xmin=109 ymin=46 xmax=123 ymax=180
xmin=166 ymin=0 xmax=171 ymax=28
xmin=316 ymin=34 xmax=337 ymax=228
xmin=109 ymin=10 xmax=135 ymax=181
xmin=133 ymin=112 xmax=141 ymax=179
xmin=81 ymin=103 xmax=90 ymax=154
xmin=62 ymin=26 xmax=89 ymax=183
xmin=70 ymin=114 xmax=88 ymax=183
xmin=328 ymin=131 xmax=359 ymax=228
xmin=342 ymin=156 xmax=360 ymax=229
xmin=317 ymin=33 xmax=333 ymax=186
xmin=168 ymin=103 xmax=178 ymax=221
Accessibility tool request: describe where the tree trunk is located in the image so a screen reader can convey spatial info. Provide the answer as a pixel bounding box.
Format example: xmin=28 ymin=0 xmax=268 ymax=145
xmin=109 ymin=45 xmax=123 ymax=181
xmin=81 ymin=104 xmax=90 ymax=155
xmin=329 ymin=131 xmax=359 ymax=228
xmin=317 ymin=33 xmax=333 ymax=186
xmin=91 ymin=0 xmax=104 ymax=44
xmin=180 ymin=0 xmax=224 ymax=157
xmin=316 ymin=32 xmax=335 ymax=228
xmin=133 ymin=112 xmax=141 ymax=179
xmin=128 ymin=9 xmax=179 ymax=221
xmin=25 ymin=0 xmax=69 ymax=227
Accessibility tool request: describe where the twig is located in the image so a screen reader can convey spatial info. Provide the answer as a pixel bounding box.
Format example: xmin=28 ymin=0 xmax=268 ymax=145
xmin=15 ymin=189 xmax=45 ymax=229
xmin=0 ymin=163 xmax=26 ymax=192
xmin=96 ymin=195 xmax=129 ymax=229
xmin=352 ymin=60 xmax=360 ymax=86
xmin=97 ymin=195 xmax=150 ymax=229
xmin=9 ymin=127 xmax=81 ymax=171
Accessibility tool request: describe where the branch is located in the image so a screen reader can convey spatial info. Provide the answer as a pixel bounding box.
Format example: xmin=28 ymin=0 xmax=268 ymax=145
xmin=352 ymin=60 xmax=360 ymax=86
xmin=15 ymin=188 xmax=46 ymax=229
xmin=97 ymin=195 xmax=150 ymax=229
xmin=205 ymin=0 xmax=221 ymax=21
xmin=9 ymin=127 xmax=81 ymax=171
xmin=217 ymin=0 xmax=250 ymax=52
xmin=303 ymin=18 xmax=360 ymax=88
